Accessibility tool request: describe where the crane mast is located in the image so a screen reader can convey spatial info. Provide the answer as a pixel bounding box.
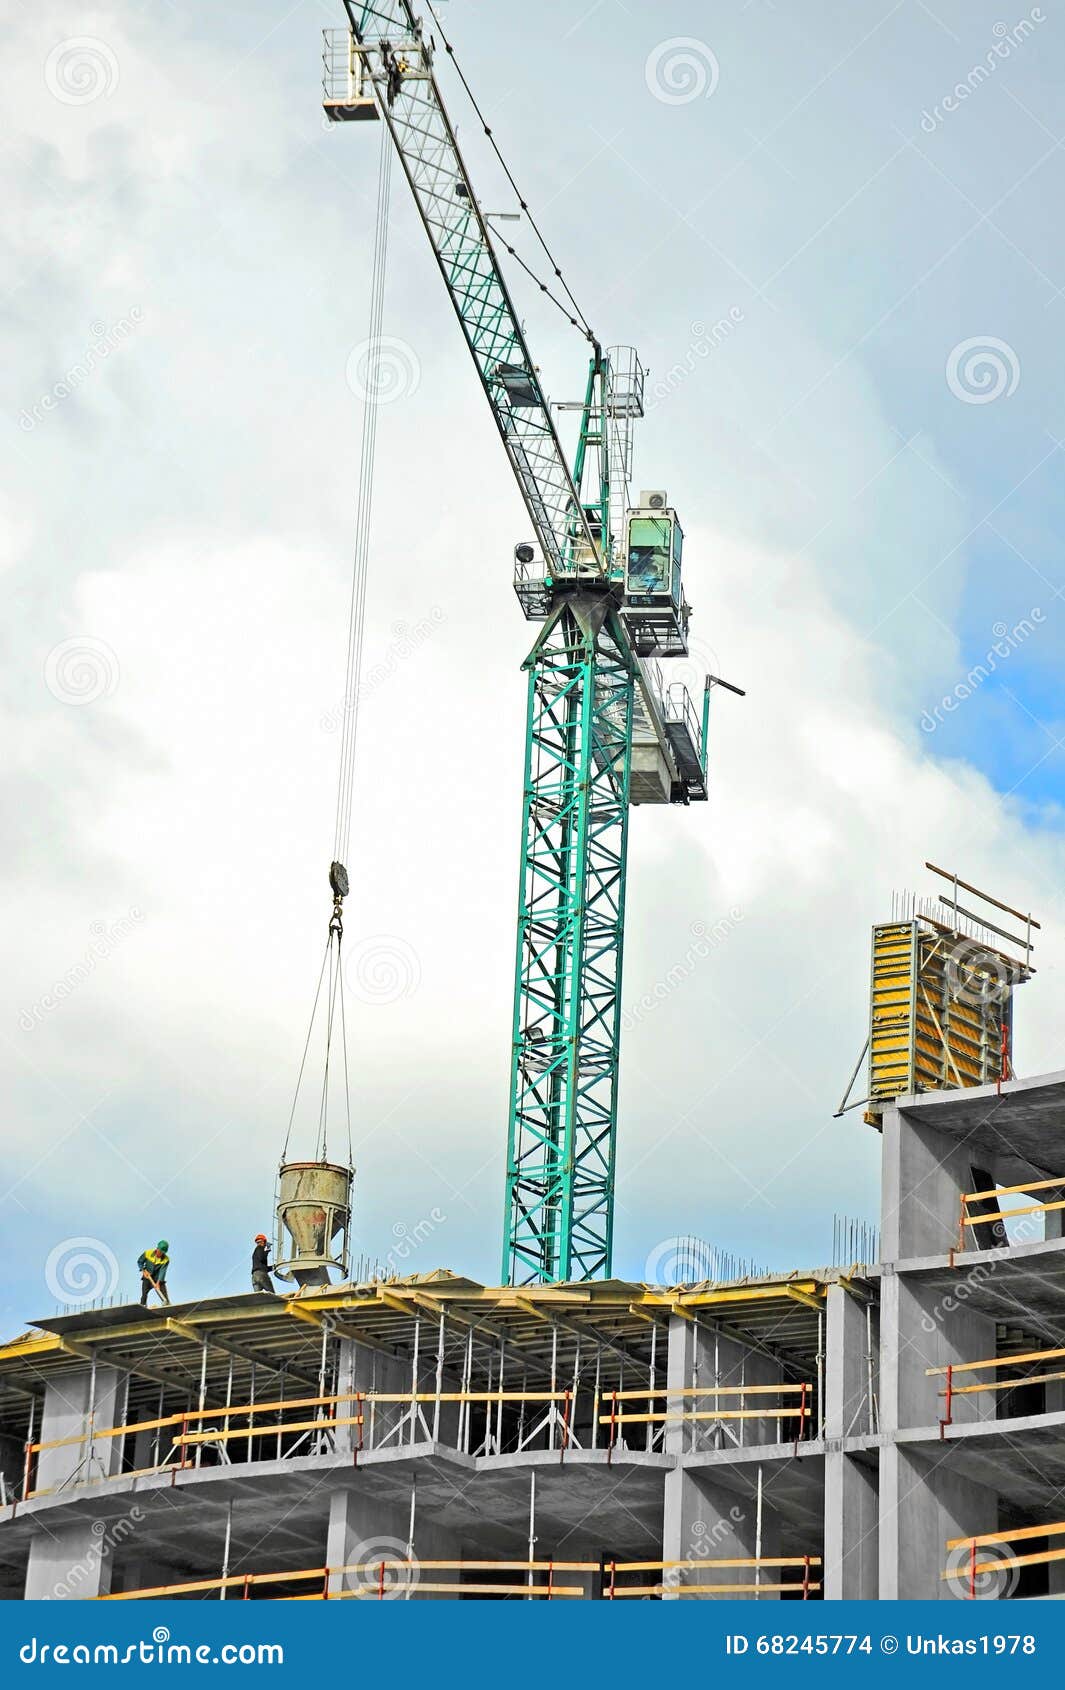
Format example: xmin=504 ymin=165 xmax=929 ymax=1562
xmin=327 ymin=3 xmax=728 ymax=1286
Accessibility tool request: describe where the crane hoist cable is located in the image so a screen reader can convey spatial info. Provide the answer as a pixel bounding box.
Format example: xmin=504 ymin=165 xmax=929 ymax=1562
xmin=425 ymin=0 xmax=598 ymax=347
xmin=283 ymin=126 xmax=393 ymax=1169
xmin=334 ymin=127 xmax=393 ymax=868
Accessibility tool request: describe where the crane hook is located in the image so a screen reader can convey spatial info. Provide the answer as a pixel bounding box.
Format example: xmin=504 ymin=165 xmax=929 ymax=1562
xmin=329 ymin=860 xmax=349 ymax=939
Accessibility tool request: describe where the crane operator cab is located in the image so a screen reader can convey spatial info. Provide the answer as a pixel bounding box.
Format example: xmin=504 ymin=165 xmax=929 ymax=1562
xmin=620 ymin=492 xmax=691 ymax=658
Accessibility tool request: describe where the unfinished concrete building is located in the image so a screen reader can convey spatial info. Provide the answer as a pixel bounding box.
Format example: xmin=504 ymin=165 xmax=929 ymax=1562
xmin=1 ymin=1064 xmax=1065 ymax=1600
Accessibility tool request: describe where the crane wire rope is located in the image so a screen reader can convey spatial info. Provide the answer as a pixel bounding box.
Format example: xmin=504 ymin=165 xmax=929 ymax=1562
xmin=425 ymin=0 xmax=598 ymax=348
xmin=334 ymin=127 xmax=393 ymax=866
xmin=283 ymin=126 xmax=392 ymax=1170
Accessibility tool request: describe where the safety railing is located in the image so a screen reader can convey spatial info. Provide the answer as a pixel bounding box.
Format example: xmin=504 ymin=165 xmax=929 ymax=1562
xmin=928 ymin=1346 xmax=1065 ymax=1434
xmin=22 ymin=1388 xmax=583 ymax=1499
xmin=598 ymin=1383 xmax=813 ymax=1457
xmin=23 ymin=1391 xmax=365 ymax=1499
xmin=100 ymin=1554 xmax=822 ymax=1601
xmin=23 ymin=1380 xmax=818 ymax=1500
xmin=944 ymin=1523 xmax=1065 ymax=1597
xmin=956 ymin=1176 xmax=1065 ymax=1254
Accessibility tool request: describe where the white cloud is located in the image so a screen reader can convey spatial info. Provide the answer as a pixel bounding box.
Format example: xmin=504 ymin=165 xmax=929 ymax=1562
xmin=4 ymin=1 xmax=1064 ymax=1305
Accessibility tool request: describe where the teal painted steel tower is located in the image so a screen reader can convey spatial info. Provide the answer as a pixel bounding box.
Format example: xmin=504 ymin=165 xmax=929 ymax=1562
xmin=329 ymin=2 xmax=735 ymax=1286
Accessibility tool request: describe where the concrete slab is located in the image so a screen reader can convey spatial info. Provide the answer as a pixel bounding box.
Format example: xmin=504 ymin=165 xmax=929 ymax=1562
xmin=899 ymin=1072 xmax=1065 ymax=1183
xmin=897 ymin=1412 xmax=1065 ymax=1516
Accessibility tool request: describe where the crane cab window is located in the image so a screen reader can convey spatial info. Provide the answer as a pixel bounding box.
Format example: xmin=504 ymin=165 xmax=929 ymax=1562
xmin=626 ymin=512 xmax=682 ymax=605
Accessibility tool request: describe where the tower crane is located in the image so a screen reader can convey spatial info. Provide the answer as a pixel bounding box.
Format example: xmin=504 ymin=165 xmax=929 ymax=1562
xmin=324 ymin=3 xmax=741 ymax=1287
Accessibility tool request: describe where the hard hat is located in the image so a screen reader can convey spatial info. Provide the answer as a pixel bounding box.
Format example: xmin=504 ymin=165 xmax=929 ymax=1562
xmin=255 ymin=1233 xmax=268 ymax=1243
xmin=157 ymin=1239 xmax=169 ymax=1251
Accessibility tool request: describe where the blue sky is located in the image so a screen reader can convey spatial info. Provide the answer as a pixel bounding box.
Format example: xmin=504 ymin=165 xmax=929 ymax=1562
xmin=3 ymin=0 xmax=1065 ymax=1326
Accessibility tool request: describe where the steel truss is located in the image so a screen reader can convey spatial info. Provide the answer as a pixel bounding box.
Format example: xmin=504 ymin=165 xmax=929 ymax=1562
xmin=502 ymin=596 xmax=633 ymax=1286
xmin=343 ymin=2 xmax=599 ymax=575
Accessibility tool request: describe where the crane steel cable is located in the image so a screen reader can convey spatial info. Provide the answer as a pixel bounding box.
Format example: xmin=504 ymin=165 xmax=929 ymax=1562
xmin=282 ymin=935 xmax=330 ymax=1162
xmin=284 ymin=126 xmax=392 ymax=1170
xmin=316 ymin=929 xmax=343 ymax=1163
xmin=334 ymin=128 xmax=393 ymax=865
xmin=493 ymin=235 xmax=593 ymax=340
xmin=426 ymin=0 xmax=597 ymax=346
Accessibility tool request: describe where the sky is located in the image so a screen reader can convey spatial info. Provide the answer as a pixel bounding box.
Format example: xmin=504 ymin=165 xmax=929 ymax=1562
xmin=3 ymin=0 xmax=1065 ymax=1328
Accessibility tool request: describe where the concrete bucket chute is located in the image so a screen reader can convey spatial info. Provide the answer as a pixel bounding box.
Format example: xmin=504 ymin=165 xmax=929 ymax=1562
xmin=274 ymin=1159 xmax=353 ymax=1287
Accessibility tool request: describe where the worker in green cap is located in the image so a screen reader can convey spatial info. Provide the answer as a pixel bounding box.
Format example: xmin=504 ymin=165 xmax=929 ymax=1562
xmin=138 ymin=1241 xmax=171 ymax=1306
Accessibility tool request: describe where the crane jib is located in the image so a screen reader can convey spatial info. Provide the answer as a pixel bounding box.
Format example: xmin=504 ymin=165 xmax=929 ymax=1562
xmin=342 ymin=0 xmax=603 ymax=578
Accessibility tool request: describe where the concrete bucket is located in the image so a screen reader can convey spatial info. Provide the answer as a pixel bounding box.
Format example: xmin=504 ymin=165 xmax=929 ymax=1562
xmin=274 ymin=1159 xmax=352 ymax=1286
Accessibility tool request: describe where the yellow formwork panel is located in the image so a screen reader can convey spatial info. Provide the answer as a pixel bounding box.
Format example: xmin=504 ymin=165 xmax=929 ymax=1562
xmin=868 ymin=919 xmax=1013 ymax=1110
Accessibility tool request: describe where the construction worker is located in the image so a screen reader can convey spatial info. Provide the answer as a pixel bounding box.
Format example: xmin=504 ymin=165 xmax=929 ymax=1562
xmin=251 ymin=1234 xmax=274 ymax=1294
xmin=138 ymin=1241 xmax=170 ymax=1306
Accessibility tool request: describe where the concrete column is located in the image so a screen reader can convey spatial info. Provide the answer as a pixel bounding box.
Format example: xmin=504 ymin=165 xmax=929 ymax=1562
xmin=662 ymin=1466 xmax=777 ymax=1600
xmin=824 ymin=1455 xmax=878 ymax=1599
xmin=824 ymin=1285 xmax=874 ymax=1440
xmin=879 ymin=1271 xmax=995 ymax=1432
xmin=662 ymin=1314 xmax=693 ymax=1456
xmin=325 ymin=1480 xmax=462 ymax=1599
xmin=879 ymin=1105 xmax=997 ymax=1435
xmin=823 ymin=1285 xmax=878 ymax=1599
xmin=879 ymin=1443 xmax=988 ymax=1600
xmin=35 ymin=1366 xmax=125 ymax=1494
xmin=881 ymin=1105 xmax=982 ymax=1260
xmin=25 ymin=1519 xmax=115 ymax=1599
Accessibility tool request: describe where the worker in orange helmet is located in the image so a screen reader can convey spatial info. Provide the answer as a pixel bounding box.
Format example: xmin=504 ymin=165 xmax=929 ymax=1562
xmin=251 ymin=1233 xmax=274 ymax=1294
